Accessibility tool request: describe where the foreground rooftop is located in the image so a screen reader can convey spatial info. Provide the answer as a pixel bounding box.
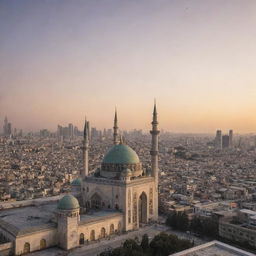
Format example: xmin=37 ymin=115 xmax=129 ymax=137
xmin=170 ymin=240 xmax=255 ymax=256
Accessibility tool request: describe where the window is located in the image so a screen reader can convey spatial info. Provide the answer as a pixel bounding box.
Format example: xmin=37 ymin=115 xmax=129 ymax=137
xmin=101 ymin=227 xmax=106 ymax=238
xmin=90 ymin=230 xmax=95 ymax=241
xmin=40 ymin=239 xmax=46 ymax=250
xmin=110 ymin=224 xmax=114 ymax=235
xmin=24 ymin=243 xmax=30 ymax=254
xmin=79 ymin=233 xmax=85 ymax=245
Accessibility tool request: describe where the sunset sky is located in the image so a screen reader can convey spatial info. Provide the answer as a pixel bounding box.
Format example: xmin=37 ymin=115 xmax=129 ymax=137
xmin=1 ymin=0 xmax=256 ymax=133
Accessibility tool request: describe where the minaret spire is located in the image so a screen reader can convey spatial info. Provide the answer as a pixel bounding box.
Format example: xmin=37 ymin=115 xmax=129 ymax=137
xmin=82 ymin=116 xmax=90 ymax=178
xmin=113 ymin=107 xmax=119 ymax=145
xmin=150 ymin=100 xmax=160 ymax=219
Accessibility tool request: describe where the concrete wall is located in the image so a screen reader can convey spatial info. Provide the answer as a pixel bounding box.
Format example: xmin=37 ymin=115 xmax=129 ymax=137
xmin=78 ymin=214 xmax=123 ymax=242
xmin=15 ymin=228 xmax=58 ymax=255
xmin=0 ymin=242 xmax=13 ymax=256
xmin=219 ymin=221 xmax=256 ymax=248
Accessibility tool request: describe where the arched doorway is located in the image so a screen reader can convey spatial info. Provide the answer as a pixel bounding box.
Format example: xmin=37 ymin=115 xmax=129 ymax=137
xmin=139 ymin=192 xmax=147 ymax=224
xmin=110 ymin=224 xmax=114 ymax=235
xmin=101 ymin=227 xmax=106 ymax=238
xmin=90 ymin=230 xmax=95 ymax=241
xmin=79 ymin=233 xmax=85 ymax=245
xmin=91 ymin=193 xmax=101 ymax=209
xmin=23 ymin=243 xmax=30 ymax=254
xmin=40 ymin=239 xmax=46 ymax=250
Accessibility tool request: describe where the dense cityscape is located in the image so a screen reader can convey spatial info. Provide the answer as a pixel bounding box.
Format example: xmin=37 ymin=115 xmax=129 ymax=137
xmin=1 ymin=116 xmax=256 ymax=255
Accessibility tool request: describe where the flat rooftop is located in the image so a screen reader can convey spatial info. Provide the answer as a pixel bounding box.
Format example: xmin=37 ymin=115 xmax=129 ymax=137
xmin=80 ymin=210 xmax=123 ymax=225
xmin=0 ymin=203 xmax=123 ymax=237
xmin=170 ymin=240 xmax=255 ymax=256
xmin=0 ymin=203 xmax=57 ymax=236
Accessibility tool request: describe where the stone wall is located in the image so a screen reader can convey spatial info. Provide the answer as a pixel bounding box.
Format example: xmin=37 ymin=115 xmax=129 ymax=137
xmin=15 ymin=228 xmax=58 ymax=255
xmin=78 ymin=214 xmax=123 ymax=243
xmin=0 ymin=242 xmax=13 ymax=256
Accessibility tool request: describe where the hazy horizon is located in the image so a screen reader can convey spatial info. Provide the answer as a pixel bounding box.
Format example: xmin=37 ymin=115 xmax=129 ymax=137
xmin=1 ymin=0 xmax=256 ymax=133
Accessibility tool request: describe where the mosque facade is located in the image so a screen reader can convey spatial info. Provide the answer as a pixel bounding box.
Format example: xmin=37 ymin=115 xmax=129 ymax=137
xmin=0 ymin=103 xmax=160 ymax=255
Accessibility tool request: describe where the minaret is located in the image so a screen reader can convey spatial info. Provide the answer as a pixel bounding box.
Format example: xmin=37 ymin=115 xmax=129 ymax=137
xmin=113 ymin=108 xmax=119 ymax=145
xmin=82 ymin=117 xmax=89 ymax=178
xmin=150 ymin=101 xmax=160 ymax=219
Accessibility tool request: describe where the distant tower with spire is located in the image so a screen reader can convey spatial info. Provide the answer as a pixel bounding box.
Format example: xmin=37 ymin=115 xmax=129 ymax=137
xmin=150 ymin=100 xmax=160 ymax=218
xmin=113 ymin=108 xmax=119 ymax=145
xmin=82 ymin=117 xmax=90 ymax=178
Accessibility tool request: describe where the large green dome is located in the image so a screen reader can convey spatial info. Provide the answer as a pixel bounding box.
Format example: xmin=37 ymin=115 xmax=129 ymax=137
xmin=58 ymin=194 xmax=79 ymax=210
xmin=103 ymin=144 xmax=140 ymax=164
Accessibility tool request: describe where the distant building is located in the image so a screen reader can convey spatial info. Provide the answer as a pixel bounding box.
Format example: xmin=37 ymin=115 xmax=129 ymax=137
xmin=222 ymin=135 xmax=229 ymax=148
xmin=40 ymin=129 xmax=49 ymax=138
xmin=215 ymin=130 xmax=222 ymax=150
xmin=229 ymin=129 xmax=233 ymax=148
xmin=3 ymin=116 xmax=12 ymax=136
xmin=68 ymin=123 xmax=74 ymax=139
xmin=215 ymin=130 xmax=234 ymax=150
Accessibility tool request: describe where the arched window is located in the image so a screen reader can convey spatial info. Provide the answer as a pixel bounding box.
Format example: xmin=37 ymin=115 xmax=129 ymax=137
xmin=139 ymin=192 xmax=147 ymax=224
xmin=79 ymin=233 xmax=85 ymax=245
xmin=23 ymin=243 xmax=30 ymax=254
xmin=115 ymin=204 xmax=119 ymax=210
xmin=91 ymin=193 xmax=102 ymax=209
xmin=101 ymin=227 xmax=106 ymax=238
xmin=40 ymin=239 xmax=46 ymax=250
xmin=110 ymin=224 xmax=114 ymax=235
xmin=90 ymin=230 xmax=95 ymax=241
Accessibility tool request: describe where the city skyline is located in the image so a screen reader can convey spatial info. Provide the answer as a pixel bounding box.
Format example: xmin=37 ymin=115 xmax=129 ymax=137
xmin=1 ymin=0 xmax=256 ymax=133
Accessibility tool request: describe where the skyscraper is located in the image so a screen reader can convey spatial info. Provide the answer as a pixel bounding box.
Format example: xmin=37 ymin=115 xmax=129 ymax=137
xmin=229 ymin=130 xmax=233 ymax=148
xmin=68 ymin=123 xmax=74 ymax=140
xmin=222 ymin=135 xmax=229 ymax=148
xmin=215 ymin=130 xmax=222 ymax=150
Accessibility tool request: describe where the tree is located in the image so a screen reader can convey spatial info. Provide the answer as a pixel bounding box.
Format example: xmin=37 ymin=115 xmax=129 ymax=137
xmin=99 ymin=232 xmax=193 ymax=256
xmin=166 ymin=212 xmax=189 ymax=231
xmin=166 ymin=212 xmax=177 ymax=229
xmin=141 ymin=234 xmax=149 ymax=251
xmin=176 ymin=212 xmax=189 ymax=231
xmin=149 ymin=232 xmax=193 ymax=256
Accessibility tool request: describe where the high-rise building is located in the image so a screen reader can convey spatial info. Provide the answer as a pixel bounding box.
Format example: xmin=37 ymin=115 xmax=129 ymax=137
xmin=215 ymin=130 xmax=222 ymax=150
xmin=229 ymin=130 xmax=233 ymax=148
xmin=7 ymin=122 xmax=12 ymax=136
xmin=222 ymin=135 xmax=229 ymax=148
xmin=68 ymin=123 xmax=74 ymax=139
xmin=3 ymin=116 xmax=11 ymax=136
xmin=3 ymin=116 xmax=8 ymax=135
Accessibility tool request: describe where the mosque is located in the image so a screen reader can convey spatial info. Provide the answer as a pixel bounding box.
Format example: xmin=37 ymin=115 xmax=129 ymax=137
xmin=0 ymin=103 xmax=160 ymax=255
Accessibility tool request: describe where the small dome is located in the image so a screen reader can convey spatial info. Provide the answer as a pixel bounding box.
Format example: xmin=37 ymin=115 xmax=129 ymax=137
xmin=71 ymin=178 xmax=82 ymax=186
xmin=121 ymin=168 xmax=132 ymax=177
xmin=58 ymin=195 xmax=80 ymax=210
xmin=103 ymin=144 xmax=140 ymax=164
